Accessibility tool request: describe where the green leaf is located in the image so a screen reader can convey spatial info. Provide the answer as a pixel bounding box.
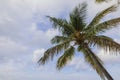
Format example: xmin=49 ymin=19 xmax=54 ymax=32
xmin=57 ymin=46 xmax=75 ymax=70
xmin=38 ymin=40 xmax=71 ymax=65
xmin=94 ymin=17 xmax=120 ymax=34
xmin=88 ymin=35 xmax=120 ymax=54
xmin=51 ymin=36 xmax=71 ymax=44
xmin=69 ymin=2 xmax=87 ymax=31
xmin=47 ymin=16 xmax=75 ymax=36
xmin=95 ymin=0 xmax=107 ymax=3
xmin=86 ymin=4 xmax=117 ymax=30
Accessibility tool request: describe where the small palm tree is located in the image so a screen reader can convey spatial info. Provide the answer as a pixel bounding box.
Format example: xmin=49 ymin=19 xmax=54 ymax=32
xmin=38 ymin=3 xmax=120 ymax=80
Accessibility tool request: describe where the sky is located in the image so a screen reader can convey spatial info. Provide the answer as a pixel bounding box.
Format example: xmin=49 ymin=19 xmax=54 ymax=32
xmin=0 ymin=0 xmax=120 ymax=80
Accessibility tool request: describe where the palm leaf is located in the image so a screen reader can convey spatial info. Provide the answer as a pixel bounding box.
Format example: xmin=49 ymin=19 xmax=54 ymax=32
xmin=51 ymin=36 xmax=72 ymax=44
xmin=47 ymin=16 xmax=75 ymax=35
xmin=38 ymin=3 xmax=119 ymax=80
xmin=87 ymin=4 xmax=117 ymax=29
xmin=88 ymin=35 xmax=120 ymax=53
xmin=38 ymin=40 xmax=71 ymax=65
xmin=94 ymin=17 xmax=120 ymax=34
xmin=57 ymin=46 xmax=75 ymax=70
xmin=95 ymin=0 xmax=107 ymax=3
xmin=69 ymin=2 xmax=87 ymax=31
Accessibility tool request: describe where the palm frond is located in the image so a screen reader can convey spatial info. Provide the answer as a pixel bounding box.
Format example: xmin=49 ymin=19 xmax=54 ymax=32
xmin=69 ymin=2 xmax=87 ymax=31
xmin=57 ymin=46 xmax=75 ymax=70
xmin=88 ymin=35 xmax=120 ymax=54
xmin=87 ymin=4 xmax=117 ymax=29
xmin=51 ymin=36 xmax=72 ymax=44
xmin=38 ymin=40 xmax=71 ymax=65
xmin=78 ymin=43 xmax=113 ymax=80
xmin=95 ymin=0 xmax=107 ymax=3
xmin=94 ymin=17 xmax=120 ymax=34
xmin=47 ymin=16 xmax=75 ymax=36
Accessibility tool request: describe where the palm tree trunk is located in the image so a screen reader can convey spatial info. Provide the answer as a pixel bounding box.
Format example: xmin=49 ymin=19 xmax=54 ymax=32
xmin=83 ymin=43 xmax=113 ymax=80
xmin=87 ymin=47 xmax=113 ymax=80
xmin=98 ymin=63 xmax=113 ymax=80
xmin=92 ymin=56 xmax=113 ymax=80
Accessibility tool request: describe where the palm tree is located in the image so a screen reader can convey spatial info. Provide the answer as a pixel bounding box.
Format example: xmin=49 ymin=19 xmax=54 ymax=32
xmin=38 ymin=3 xmax=120 ymax=80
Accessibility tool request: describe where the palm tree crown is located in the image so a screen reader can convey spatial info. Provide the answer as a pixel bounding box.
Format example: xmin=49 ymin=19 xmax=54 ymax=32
xmin=38 ymin=3 xmax=120 ymax=80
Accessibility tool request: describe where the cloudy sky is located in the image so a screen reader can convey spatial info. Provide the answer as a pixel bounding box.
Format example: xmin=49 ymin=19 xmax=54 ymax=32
xmin=0 ymin=0 xmax=120 ymax=80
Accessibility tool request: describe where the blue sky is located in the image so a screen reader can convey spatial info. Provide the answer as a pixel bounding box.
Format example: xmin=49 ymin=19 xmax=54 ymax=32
xmin=0 ymin=0 xmax=120 ymax=80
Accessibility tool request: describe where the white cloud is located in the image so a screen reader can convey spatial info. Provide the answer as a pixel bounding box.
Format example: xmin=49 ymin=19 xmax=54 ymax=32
xmin=27 ymin=23 xmax=59 ymax=48
xmin=0 ymin=57 xmax=29 ymax=80
xmin=0 ymin=37 xmax=28 ymax=57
